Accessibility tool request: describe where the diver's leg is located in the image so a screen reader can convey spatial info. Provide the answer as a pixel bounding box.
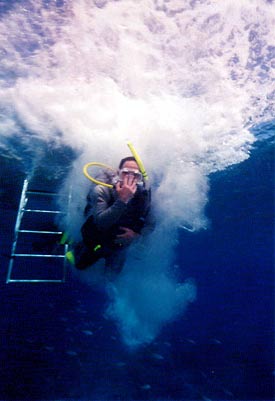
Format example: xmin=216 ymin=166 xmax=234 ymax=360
xmin=72 ymin=242 xmax=102 ymax=270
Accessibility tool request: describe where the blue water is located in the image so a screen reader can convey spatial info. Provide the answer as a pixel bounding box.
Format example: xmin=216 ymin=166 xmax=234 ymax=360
xmin=0 ymin=1 xmax=275 ymax=400
xmin=0 ymin=128 xmax=273 ymax=400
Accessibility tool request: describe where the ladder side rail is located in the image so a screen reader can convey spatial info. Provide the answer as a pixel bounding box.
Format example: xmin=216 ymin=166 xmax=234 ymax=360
xmin=60 ymin=184 xmax=73 ymax=283
xmin=62 ymin=243 xmax=69 ymax=282
xmin=6 ymin=179 xmax=29 ymax=283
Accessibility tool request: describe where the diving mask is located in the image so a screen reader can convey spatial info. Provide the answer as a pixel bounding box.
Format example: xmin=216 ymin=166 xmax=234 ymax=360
xmin=118 ymin=168 xmax=143 ymax=185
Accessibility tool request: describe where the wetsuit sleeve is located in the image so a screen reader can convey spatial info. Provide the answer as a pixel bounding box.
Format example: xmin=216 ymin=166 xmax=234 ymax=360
xmin=84 ymin=187 xmax=95 ymax=217
xmin=94 ymin=185 xmax=127 ymax=231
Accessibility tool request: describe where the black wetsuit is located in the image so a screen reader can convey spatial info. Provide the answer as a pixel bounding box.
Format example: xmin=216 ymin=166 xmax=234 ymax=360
xmin=74 ymin=184 xmax=154 ymax=273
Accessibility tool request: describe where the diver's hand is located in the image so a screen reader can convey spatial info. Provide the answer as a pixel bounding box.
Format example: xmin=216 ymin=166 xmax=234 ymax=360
xmin=115 ymin=227 xmax=139 ymax=246
xmin=115 ymin=175 xmax=137 ymax=204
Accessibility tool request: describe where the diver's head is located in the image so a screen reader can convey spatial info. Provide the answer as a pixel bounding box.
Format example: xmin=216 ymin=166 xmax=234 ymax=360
xmin=118 ymin=156 xmax=143 ymax=186
xmin=118 ymin=156 xmax=137 ymax=169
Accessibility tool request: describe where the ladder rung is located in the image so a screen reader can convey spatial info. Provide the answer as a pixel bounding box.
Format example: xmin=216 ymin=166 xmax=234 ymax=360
xmin=7 ymin=279 xmax=65 ymax=283
xmin=18 ymin=230 xmax=63 ymax=234
xmin=6 ymin=178 xmax=71 ymax=284
xmin=13 ymin=253 xmax=65 ymax=258
xmin=22 ymin=209 xmax=64 ymax=214
xmin=26 ymin=190 xmax=60 ymax=196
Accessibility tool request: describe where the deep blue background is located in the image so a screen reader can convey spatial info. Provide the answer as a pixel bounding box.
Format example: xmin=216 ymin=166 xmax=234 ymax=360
xmin=0 ymin=132 xmax=274 ymax=400
xmin=176 ymin=135 xmax=274 ymax=400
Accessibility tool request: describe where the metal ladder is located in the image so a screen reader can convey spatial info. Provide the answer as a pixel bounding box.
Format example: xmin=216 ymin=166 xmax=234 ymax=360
xmin=6 ymin=179 xmax=71 ymax=283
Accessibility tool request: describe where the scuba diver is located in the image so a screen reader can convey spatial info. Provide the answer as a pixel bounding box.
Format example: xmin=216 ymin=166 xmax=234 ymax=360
xmin=70 ymin=155 xmax=155 ymax=277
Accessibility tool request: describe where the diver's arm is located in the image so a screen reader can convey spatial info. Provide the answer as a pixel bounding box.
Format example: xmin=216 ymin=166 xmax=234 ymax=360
xmin=94 ymin=185 xmax=127 ymax=231
xmin=94 ymin=176 xmax=138 ymax=231
xmin=84 ymin=187 xmax=95 ymax=217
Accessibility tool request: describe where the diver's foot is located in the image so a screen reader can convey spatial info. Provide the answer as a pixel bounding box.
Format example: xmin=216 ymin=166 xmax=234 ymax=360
xmin=65 ymin=250 xmax=75 ymax=265
xmin=69 ymin=242 xmax=101 ymax=270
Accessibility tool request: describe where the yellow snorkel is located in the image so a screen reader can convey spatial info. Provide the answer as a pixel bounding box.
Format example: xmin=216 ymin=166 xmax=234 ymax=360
xmin=83 ymin=142 xmax=148 ymax=187
xmin=127 ymin=141 xmax=148 ymax=181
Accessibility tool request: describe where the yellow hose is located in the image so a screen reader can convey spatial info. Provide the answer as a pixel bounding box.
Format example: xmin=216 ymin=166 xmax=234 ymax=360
xmin=83 ymin=162 xmax=116 ymax=188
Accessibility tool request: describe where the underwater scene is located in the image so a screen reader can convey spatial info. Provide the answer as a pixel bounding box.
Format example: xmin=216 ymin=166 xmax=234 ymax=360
xmin=0 ymin=1 xmax=274 ymax=400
